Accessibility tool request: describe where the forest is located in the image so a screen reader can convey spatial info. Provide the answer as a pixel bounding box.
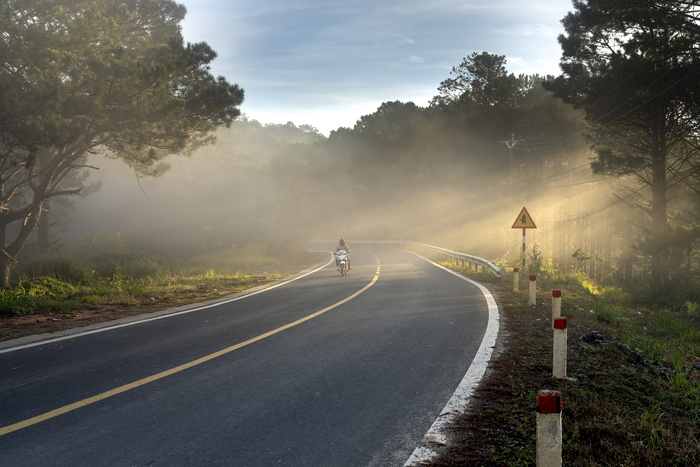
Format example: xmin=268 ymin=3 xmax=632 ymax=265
xmin=2 ymin=0 xmax=700 ymax=306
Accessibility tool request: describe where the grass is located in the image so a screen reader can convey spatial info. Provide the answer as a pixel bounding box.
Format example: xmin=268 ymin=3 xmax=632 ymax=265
xmin=424 ymin=261 xmax=700 ymax=466
xmin=0 ymin=248 xmax=328 ymax=344
xmin=0 ymin=274 xmax=258 ymax=317
xmin=0 ymin=250 xmax=327 ymax=319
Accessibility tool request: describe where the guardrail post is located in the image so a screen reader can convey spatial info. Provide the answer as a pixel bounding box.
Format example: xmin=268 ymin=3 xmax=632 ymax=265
xmin=552 ymin=290 xmax=561 ymax=326
xmin=529 ymin=275 xmax=537 ymax=306
xmin=513 ymin=268 xmax=520 ymax=291
xmin=537 ymin=390 xmax=563 ymax=467
xmin=553 ymin=317 xmax=567 ymax=379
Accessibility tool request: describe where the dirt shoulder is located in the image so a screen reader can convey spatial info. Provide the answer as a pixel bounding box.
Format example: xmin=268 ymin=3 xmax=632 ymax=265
xmin=0 ymin=286 xmax=254 ymax=343
xmin=0 ymin=303 xmax=184 ymax=343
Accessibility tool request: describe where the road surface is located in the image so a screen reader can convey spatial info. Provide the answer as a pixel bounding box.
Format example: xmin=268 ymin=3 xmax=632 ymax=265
xmin=0 ymin=248 xmax=494 ymax=466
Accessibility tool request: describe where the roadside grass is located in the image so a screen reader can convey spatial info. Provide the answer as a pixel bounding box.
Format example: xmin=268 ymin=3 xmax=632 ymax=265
xmin=0 ymin=250 xmax=326 ymax=319
xmin=427 ymin=261 xmax=700 ymax=466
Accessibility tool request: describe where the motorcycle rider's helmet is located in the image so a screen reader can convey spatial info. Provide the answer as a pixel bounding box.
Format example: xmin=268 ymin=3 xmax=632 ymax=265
xmin=339 ymin=238 xmax=345 ymax=245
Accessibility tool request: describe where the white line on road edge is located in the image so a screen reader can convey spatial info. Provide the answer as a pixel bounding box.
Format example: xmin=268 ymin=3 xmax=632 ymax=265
xmin=403 ymin=252 xmax=501 ymax=466
xmin=0 ymin=256 xmax=335 ymax=354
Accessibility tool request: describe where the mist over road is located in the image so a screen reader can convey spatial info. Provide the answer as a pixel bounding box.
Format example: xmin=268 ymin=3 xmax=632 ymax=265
xmin=0 ymin=249 xmax=492 ymax=466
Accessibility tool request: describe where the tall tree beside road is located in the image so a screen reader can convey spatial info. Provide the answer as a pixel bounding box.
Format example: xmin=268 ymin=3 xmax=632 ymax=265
xmin=0 ymin=0 xmax=244 ymax=288
xmin=545 ymin=0 xmax=700 ymax=289
xmin=430 ymin=52 xmax=524 ymax=193
xmin=431 ymin=52 xmax=585 ymax=203
xmin=433 ymin=52 xmax=523 ymax=111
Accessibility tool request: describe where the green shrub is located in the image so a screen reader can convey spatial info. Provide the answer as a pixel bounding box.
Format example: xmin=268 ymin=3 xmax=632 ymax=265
xmin=89 ymin=251 xmax=168 ymax=279
xmin=19 ymin=277 xmax=75 ymax=298
xmin=0 ymin=286 xmax=36 ymax=317
xmin=15 ymin=254 xmax=93 ymax=285
xmin=81 ymin=227 xmax=126 ymax=256
xmin=682 ymin=300 xmax=700 ymax=317
xmin=527 ymin=244 xmax=543 ymax=276
xmin=598 ymin=286 xmax=631 ymax=304
xmin=0 ymin=278 xmax=77 ymax=317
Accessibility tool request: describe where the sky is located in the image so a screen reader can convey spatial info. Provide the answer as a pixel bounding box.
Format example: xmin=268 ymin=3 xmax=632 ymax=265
xmin=178 ymin=0 xmax=575 ymax=135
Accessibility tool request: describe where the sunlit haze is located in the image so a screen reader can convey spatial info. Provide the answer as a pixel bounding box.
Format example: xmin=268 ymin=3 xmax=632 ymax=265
xmin=43 ymin=0 xmax=621 ymax=272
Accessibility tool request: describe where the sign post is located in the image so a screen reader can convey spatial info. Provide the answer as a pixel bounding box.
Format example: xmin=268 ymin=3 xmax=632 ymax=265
xmin=511 ymin=207 xmax=537 ymax=271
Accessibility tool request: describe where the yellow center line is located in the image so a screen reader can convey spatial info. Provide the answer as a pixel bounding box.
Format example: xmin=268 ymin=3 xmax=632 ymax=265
xmin=1 ymin=261 xmax=381 ymax=437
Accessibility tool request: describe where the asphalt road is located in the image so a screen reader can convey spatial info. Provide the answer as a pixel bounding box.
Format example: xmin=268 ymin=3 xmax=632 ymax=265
xmin=0 ymin=248 xmax=492 ymax=467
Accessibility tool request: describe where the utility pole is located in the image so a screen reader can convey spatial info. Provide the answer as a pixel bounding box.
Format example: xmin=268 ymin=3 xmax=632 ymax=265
xmin=500 ymin=133 xmax=523 ymax=266
xmin=499 ymin=133 xmax=522 ymax=212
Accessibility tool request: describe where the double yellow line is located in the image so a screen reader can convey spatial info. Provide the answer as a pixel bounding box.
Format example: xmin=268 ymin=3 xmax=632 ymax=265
xmin=1 ymin=262 xmax=381 ymax=437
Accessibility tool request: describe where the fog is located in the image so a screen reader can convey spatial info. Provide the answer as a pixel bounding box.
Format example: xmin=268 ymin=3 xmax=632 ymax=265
xmin=54 ymin=111 xmax=635 ymax=284
xmin=63 ymin=119 xmax=323 ymax=257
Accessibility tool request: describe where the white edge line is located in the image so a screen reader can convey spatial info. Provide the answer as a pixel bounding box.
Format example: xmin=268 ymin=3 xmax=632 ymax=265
xmin=0 ymin=255 xmax=335 ymax=354
xmin=403 ymin=252 xmax=501 ymax=466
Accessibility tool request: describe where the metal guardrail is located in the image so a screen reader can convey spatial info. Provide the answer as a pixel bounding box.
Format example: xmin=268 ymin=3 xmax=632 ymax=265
xmin=310 ymin=240 xmax=504 ymax=279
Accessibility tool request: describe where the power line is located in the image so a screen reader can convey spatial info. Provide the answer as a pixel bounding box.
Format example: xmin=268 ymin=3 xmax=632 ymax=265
xmin=510 ymin=50 xmax=700 ymax=153
xmin=548 ymin=176 xmax=612 ymax=188
xmin=546 ymin=183 xmax=648 ymax=224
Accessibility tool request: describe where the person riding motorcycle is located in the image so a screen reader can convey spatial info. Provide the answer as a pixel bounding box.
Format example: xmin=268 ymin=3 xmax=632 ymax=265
xmin=335 ymin=238 xmax=351 ymax=270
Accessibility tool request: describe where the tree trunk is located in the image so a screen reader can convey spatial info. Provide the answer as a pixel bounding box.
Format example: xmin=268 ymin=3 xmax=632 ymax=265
xmin=650 ymin=128 xmax=668 ymax=287
xmin=37 ymin=201 xmax=52 ymax=254
xmin=0 ymin=224 xmax=9 ymax=289
xmin=0 ymin=201 xmax=45 ymax=289
xmin=0 ymin=253 xmax=13 ymax=290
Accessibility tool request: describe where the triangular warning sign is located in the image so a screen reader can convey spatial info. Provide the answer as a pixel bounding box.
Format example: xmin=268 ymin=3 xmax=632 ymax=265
xmin=511 ymin=207 xmax=537 ymax=229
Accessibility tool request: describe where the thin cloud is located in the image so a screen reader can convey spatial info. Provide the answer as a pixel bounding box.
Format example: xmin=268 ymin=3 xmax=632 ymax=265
xmin=179 ymin=0 xmax=573 ymax=133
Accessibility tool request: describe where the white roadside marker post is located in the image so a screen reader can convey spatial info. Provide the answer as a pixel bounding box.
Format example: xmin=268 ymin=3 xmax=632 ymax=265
xmin=537 ymin=389 xmax=563 ymax=467
xmin=529 ymin=275 xmax=537 ymax=306
xmin=513 ymin=267 xmax=520 ymax=292
xmin=552 ymin=317 xmax=568 ymax=379
xmin=552 ymin=290 xmax=562 ymax=327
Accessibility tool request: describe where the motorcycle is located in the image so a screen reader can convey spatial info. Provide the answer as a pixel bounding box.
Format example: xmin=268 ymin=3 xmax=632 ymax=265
xmin=334 ymin=249 xmax=349 ymax=276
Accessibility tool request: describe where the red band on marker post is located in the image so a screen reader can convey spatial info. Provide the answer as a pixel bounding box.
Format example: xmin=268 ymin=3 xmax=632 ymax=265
xmin=514 ymin=268 xmax=520 ymax=273
xmin=537 ymin=389 xmax=562 ymax=414
xmin=554 ymin=317 xmax=567 ymax=330
xmin=530 ymin=275 xmax=536 ymax=281
xmin=552 ymin=289 xmax=561 ymax=298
